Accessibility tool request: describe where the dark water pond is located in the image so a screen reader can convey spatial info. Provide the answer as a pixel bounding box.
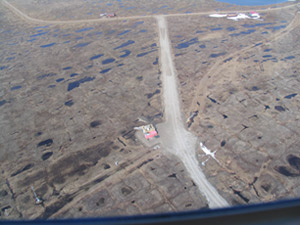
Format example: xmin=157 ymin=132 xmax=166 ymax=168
xmin=40 ymin=42 xmax=56 ymax=48
xmin=114 ymin=40 xmax=135 ymax=50
xmin=100 ymin=68 xmax=111 ymax=74
xmin=68 ymin=77 xmax=95 ymax=91
xmin=120 ymin=50 xmax=131 ymax=58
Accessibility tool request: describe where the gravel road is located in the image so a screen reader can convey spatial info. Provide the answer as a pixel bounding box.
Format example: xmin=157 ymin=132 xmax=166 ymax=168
xmin=156 ymin=15 xmax=229 ymax=208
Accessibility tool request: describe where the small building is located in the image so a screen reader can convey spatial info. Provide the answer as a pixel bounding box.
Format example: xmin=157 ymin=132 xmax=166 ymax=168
xmin=249 ymin=11 xmax=260 ymax=19
xmin=142 ymin=124 xmax=158 ymax=140
xmin=107 ymin=13 xmax=116 ymax=18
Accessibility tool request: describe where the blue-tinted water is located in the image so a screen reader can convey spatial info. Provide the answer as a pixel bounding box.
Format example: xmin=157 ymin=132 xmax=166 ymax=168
xmin=114 ymin=40 xmax=135 ymax=50
xmin=67 ymin=76 xmax=95 ymax=91
xmin=0 ymin=100 xmax=6 ymax=107
xmin=211 ymin=27 xmax=223 ymax=31
xmin=6 ymin=57 xmax=15 ymax=61
xmin=284 ymin=56 xmax=295 ymax=60
xmin=90 ymin=54 xmax=104 ymax=60
xmin=176 ymin=38 xmax=199 ymax=49
xmin=100 ymin=68 xmax=111 ymax=74
xmin=56 ymin=78 xmax=64 ymax=82
xmin=118 ymin=30 xmax=131 ymax=36
xmin=102 ymin=58 xmax=115 ymax=64
xmin=242 ymin=23 xmax=273 ymax=28
xmin=65 ymin=100 xmax=74 ymax=106
xmin=63 ymin=67 xmax=72 ymax=70
xmin=266 ymin=25 xmax=286 ymax=31
xmin=37 ymin=73 xmax=57 ymax=80
xmin=120 ymin=50 xmax=131 ymax=58
xmin=89 ymin=31 xmax=102 ymax=36
xmin=11 ymin=85 xmax=22 ymax=91
xmin=216 ymin=0 xmax=288 ymax=6
xmin=27 ymin=38 xmax=37 ymax=42
xmin=73 ymin=42 xmax=90 ymax=48
xmin=126 ymin=6 xmax=136 ymax=10
xmin=210 ymin=52 xmax=226 ymax=58
xmin=75 ymin=27 xmax=94 ymax=33
xmin=133 ymin=21 xmax=144 ymax=28
xmin=227 ymin=27 xmax=236 ymax=32
xmin=40 ymin=43 xmax=56 ymax=48
xmin=230 ymin=29 xmax=256 ymax=37
xmin=224 ymin=57 xmax=233 ymax=63
xmin=34 ymin=25 xmax=49 ymax=29
xmin=285 ymin=93 xmax=297 ymax=99
xmin=30 ymin=31 xmax=48 ymax=38
xmin=137 ymin=49 xmax=157 ymax=57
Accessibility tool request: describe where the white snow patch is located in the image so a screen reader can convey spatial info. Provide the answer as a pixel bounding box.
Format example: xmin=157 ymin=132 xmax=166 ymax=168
xmin=200 ymin=142 xmax=219 ymax=163
xmin=209 ymin=14 xmax=227 ymax=18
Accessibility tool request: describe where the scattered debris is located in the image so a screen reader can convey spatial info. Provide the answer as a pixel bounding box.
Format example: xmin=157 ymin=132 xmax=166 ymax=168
xmin=3 ymin=206 xmax=12 ymax=216
xmin=115 ymin=161 xmax=119 ymax=166
xmin=153 ymin=144 xmax=160 ymax=150
xmin=31 ymin=186 xmax=43 ymax=205
xmin=201 ymin=158 xmax=209 ymax=166
xmin=186 ymin=111 xmax=199 ymax=128
xmin=100 ymin=13 xmax=116 ymax=18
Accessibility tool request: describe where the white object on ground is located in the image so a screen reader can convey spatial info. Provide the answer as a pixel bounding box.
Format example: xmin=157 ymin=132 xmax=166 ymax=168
xmin=209 ymin=14 xmax=227 ymax=18
xmin=153 ymin=144 xmax=160 ymax=150
xmin=201 ymin=158 xmax=209 ymax=166
xmin=200 ymin=142 xmax=219 ymax=163
xmin=227 ymin=13 xmax=250 ymax=21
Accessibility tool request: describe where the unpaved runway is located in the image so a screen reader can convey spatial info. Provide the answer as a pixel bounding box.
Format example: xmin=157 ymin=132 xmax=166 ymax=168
xmin=156 ymin=16 xmax=229 ymax=208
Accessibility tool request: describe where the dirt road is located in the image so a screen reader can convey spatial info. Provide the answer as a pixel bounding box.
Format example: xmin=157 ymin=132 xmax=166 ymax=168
xmin=2 ymin=0 xmax=297 ymax=25
xmin=187 ymin=11 xmax=300 ymax=118
xmin=155 ymin=16 xmax=229 ymax=208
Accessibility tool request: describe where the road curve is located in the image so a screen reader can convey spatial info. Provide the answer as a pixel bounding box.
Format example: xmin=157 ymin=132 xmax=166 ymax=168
xmin=2 ymin=0 xmax=297 ymax=25
xmin=155 ymin=15 xmax=229 ymax=208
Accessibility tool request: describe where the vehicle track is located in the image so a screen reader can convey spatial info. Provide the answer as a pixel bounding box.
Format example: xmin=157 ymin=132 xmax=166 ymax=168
xmin=187 ymin=10 xmax=300 ymax=118
xmin=156 ymin=15 xmax=229 ymax=208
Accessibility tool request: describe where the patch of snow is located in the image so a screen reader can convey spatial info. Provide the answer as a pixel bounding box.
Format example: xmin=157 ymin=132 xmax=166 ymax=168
xmin=200 ymin=142 xmax=219 ymax=163
xmin=209 ymin=14 xmax=227 ymax=18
